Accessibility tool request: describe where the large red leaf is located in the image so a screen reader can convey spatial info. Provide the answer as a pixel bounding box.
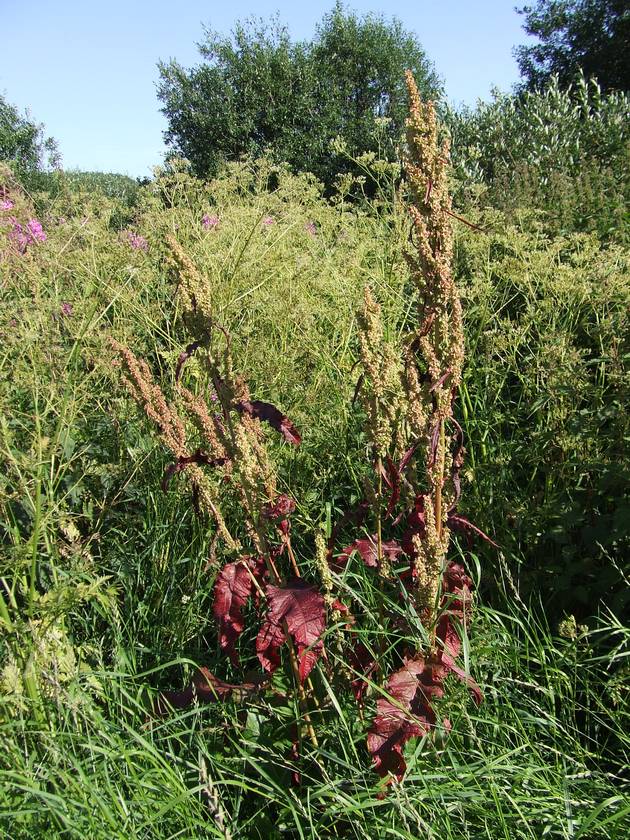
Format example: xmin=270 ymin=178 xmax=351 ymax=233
xmin=367 ymin=658 xmax=444 ymax=781
xmin=256 ymin=580 xmax=325 ymax=681
xmin=213 ymin=556 xmax=265 ymax=664
xmin=236 ymin=399 xmax=301 ymax=445
xmin=336 ymin=536 xmax=403 ymax=570
xmin=154 ymin=666 xmax=266 ymax=715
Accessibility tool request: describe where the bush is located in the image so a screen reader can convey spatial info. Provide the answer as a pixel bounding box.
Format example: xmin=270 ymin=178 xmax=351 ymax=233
xmin=157 ymin=5 xmax=440 ymax=192
xmin=447 ymin=75 xmax=630 ymax=240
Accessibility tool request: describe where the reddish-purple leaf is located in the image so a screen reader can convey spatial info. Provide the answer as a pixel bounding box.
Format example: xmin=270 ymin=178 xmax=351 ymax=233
xmin=367 ymin=658 xmax=443 ymax=781
xmin=213 ymin=556 xmax=265 ymax=664
xmin=441 ymin=652 xmax=483 ymax=705
xmin=262 ymin=494 xmax=296 ymax=520
xmin=335 ymin=536 xmax=403 ymax=570
xmin=449 ymin=417 xmax=465 ymax=507
xmin=154 ymin=666 xmax=265 ymax=715
xmin=429 ymin=367 xmax=452 ymax=392
xmin=436 ymin=563 xmax=483 ymax=705
xmin=347 ymin=642 xmax=379 ymax=703
xmin=175 ymin=341 xmax=202 ymax=382
xmin=162 ymin=449 xmax=227 ymax=491
xmin=448 ymin=514 xmax=498 ymax=548
xmin=237 ymin=399 xmax=301 ymax=445
xmin=256 ymin=580 xmax=325 ymax=681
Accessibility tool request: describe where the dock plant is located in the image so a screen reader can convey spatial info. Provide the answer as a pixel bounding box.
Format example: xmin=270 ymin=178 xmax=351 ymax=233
xmin=112 ymin=72 xmax=489 ymax=788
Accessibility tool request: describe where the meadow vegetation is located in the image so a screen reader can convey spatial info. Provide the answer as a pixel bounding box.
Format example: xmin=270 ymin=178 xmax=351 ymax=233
xmin=0 ymin=66 xmax=629 ymax=840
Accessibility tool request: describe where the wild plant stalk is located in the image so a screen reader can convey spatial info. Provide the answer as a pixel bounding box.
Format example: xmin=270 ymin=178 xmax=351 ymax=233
xmin=113 ymin=307 xmax=320 ymax=747
xmin=111 ymin=73 xmax=481 ymax=786
xmin=357 ymin=70 xmax=465 ymax=630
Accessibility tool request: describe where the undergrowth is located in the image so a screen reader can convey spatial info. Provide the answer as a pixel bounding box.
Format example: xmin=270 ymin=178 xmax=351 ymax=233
xmin=0 ymin=81 xmax=628 ymax=838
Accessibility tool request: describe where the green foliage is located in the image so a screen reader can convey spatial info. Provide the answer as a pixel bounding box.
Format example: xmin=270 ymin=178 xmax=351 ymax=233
xmin=455 ymin=214 xmax=630 ymax=614
xmin=60 ymin=170 xmax=141 ymax=206
xmin=447 ymin=75 xmax=630 ymax=240
xmin=516 ymin=0 xmax=630 ymax=93
xmin=0 ymin=153 xmax=628 ymax=836
xmin=157 ymin=4 xmax=440 ymax=191
xmin=0 ymin=93 xmax=60 ymax=188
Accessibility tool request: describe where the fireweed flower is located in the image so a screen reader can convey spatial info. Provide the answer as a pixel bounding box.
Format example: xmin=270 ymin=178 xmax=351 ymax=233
xmin=60 ymin=302 xmax=73 ymax=317
xmin=262 ymin=216 xmax=274 ymax=226
xmin=305 ymin=221 xmax=317 ymax=236
xmin=202 ymin=213 xmax=220 ymax=229
xmin=0 ymin=199 xmax=14 ymax=211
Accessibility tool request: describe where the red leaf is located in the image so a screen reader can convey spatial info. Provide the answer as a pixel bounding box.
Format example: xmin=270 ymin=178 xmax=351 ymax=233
xmin=237 ymin=399 xmax=301 ymax=445
xmin=256 ymin=580 xmax=325 ymax=681
xmin=175 ymin=341 xmax=202 ymax=382
xmin=336 ymin=536 xmax=403 ymax=570
xmin=162 ymin=449 xmax=227 ymax=491
xmin=441 ymin=652 xmax=483 ymax=706
xmin=448 ymin=514 xmax=498 ymax=548
xmin=436 ymin=614 xmax=462 ymax=659
xmin=213 ymin=556 xmax=265 ymax=664
xmin=367 ymin=658 xmax=443 ymax=781
xmin=154 ymin=666 xmax=265 ymax=715
xmin=262 ymin=494 xmax=296 ymax=519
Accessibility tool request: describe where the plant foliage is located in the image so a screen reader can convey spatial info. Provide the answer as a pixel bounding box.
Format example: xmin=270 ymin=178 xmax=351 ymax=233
xmin=157 ymin=4 xmax=440 ymax=191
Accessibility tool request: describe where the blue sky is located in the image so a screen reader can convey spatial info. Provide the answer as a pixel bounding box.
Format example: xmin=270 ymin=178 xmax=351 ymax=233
xmin=1 ymin=1 xmax=534 ymax=177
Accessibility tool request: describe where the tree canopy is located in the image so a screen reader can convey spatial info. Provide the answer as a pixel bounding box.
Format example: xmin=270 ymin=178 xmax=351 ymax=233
xmin=0 ymin=94 xmax=59 ymax=179
xmin=515 ymin=0 xmax=630 ymax=92
xmin=157 ymin=4 xmax=440 ymax=190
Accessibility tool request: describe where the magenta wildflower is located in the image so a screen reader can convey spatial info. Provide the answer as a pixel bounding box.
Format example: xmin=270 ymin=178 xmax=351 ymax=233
xmin=7 ymin=219 xmax=29 ymax=252
xmin=0 ymin=199 xmax=14 ymax=211
xmin=125 ymin=230 xmax=148 ymax=252
xmin=27 ymin=218 xmax=46 ymax=243
xmin=60 ymin=302 xmax=73 ymax=317
xmin=262 ymin=216 xmax=275 ymax=226
xmin=305 ymin=221 xmax=317 ymax=236
xmin=202 ymin=213 xmax=220 ymax=229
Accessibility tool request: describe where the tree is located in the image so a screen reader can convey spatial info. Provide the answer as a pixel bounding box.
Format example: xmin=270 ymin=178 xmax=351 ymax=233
xmin=309 ymin=4 xmax=441 ymax=186
xmin=0 ymin=93 xmax=60 ymax=180
xmin=158 ymin=16 xmax=318 ymax=182
xmin=157 ymin=4 xmax=440 ymax=189
xmin=515 ymin=0 xmax=630 ymax=92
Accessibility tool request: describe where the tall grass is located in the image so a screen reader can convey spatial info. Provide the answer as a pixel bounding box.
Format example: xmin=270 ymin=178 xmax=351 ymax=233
xmin=0 ymin=150 xmax=628 ymax=837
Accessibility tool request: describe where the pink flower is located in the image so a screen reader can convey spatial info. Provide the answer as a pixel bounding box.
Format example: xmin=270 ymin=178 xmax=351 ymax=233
xmin=124 ymin=230 xmax=148 ymax=251
xmin=7 ymin=218 xmax=29 ymax=252
xmin=27 ymin=218 xmax=46 ymax=243
xmin=262 ymin=216 xmax=274 ymax=226
xmin=202 ymin=213 xmax=220 ymax=229
xmin=4 ymin=216 xmax=46 ymax=252
xmin=305 ymin=221 xmax=317 ymax=236
xmin=0 ymin=199 xmax=14 ymax=211
xmin=60 ymin=302 xmax=73 ymax=317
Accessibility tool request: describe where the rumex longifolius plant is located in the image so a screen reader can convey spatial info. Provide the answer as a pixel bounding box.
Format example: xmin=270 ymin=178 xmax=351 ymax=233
xmin=113 ymin=72 xmax=489 ymax=787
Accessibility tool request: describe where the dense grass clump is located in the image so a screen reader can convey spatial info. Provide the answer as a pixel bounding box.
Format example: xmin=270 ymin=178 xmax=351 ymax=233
xmin=0 ymin=137 xmax=628 ymax=838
